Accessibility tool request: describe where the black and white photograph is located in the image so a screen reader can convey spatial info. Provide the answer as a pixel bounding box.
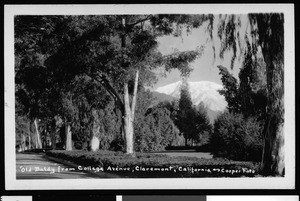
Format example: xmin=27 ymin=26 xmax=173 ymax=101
xmin=4 ymin=4 xmax=295 ymax=189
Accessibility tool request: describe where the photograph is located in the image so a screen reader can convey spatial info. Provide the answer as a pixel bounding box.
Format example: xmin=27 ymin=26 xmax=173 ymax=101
xmin=4 ymin=4 xmax=295 ymax=189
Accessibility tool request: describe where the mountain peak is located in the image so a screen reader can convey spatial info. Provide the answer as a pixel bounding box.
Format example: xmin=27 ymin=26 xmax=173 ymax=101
xmin=155 ymin=81 xmax=227 ymax=112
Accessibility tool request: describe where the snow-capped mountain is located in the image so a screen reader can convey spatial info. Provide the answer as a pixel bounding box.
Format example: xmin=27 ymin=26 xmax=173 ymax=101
xmin=155 ymin=81 xmax=227 ymax=112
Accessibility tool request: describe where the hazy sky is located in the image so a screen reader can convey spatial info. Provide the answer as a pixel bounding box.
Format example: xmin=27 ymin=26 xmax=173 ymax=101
xmin=152 ymin=17 xmax=246 ymax=90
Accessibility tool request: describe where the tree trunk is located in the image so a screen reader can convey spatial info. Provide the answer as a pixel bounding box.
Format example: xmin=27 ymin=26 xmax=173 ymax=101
xmin=52 ymin=128 xmax=56 ymax=150
xmin=65 ymin=122 xmax=72 ymax=150
xmin=28 ymin=121 xmax=31 ymax=149
xmin=90 ymin=109 xmax=100 ymax=151
xmin=42 ymin=131 xmax=47 ymax=148
xmin=123 ymin=82 xmax=134 ymax=154
xmin=111 ymin=17 xmax=140 ymax=154
xmin=123 ymin=69 xmax=139 ymax=154
xmin=52 ymin=137 xmax=56 ymax=150
xmin=22 ymin=134 xmax=26 ymax=151
xmin=261 ymin=109 xmax=284 ymax=176
xmin=260 ymin=49 xmax=284 ymax=176
xmin=274 ymin=121 xmax=284 ymax=175
xmin=90 ymin=136 xmax=100 ymax=152
xmin=28 ymin=134 xmax=31 ymax=150
xmin=34 ymin=118 xmax=42 ymax=149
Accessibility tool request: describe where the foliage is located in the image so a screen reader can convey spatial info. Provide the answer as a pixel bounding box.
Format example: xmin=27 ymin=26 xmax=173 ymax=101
xmin=64 ymin=75 xmax=115 ymax=149
xmin=70 ymin=93 xmax=123 ymax=151
xmin=176 ymin=80 xmax=194 ymax=145
xmin=15 ymin=15 xmax=204 ymax=153
xmin=14 ymin=16 xmax=80 ymax=150
xmin=175 ymin=80 xmax=212 ymax=146
xmin=210 ymin=13 xmax=285 ymax=175
xmin=193 ymin=103 xmax=213 ymax=145
xmin=217 ymin=45 xmax=268 ymax=119
xmin=238 ymin=44 xmax=268 ymax=119
xmin=15 ymin=16 xmax=72 ymax=120
xmin=216 ymin=45 xmax=268 ymax=163
xmin=217 ymin=65 xmax=240 ymax=114
xmin=134 ymin=92 xmax=182 ymax=152
xmin=96 ymin=103 xmax=122 ymax=150
xmin=210 ymin=112 xmax=263 ymax=161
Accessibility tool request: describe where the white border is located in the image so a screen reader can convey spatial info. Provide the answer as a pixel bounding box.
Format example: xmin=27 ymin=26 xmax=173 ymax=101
xmin=1 ymin=196 xmax=32 ymax=201
xmin=116 ymin=195 xmax=122 ymax=201
xmin=207 ymin=196 xmax=299 ymax=201
xmin=4 ymin=4 xmax=295 ymax=190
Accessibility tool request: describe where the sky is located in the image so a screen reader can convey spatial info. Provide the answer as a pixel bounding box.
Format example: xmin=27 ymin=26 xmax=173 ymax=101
xmin=151 ymin=17 xmax=246 ymax=91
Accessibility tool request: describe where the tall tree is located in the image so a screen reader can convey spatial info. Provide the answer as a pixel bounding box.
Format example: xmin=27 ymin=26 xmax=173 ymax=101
xmin=14 ymin=16 xmax=75 ymax=149
xmin=176 ymin=79 xmax=195 ymax=146
xmin=217 ymin=45 xmax=268 ymax=119
xmin=44 ymin=15 xmax=203 ymax=154
xmin=211 ymin=14 xmax=284 ymax=175
xmin=217 ymin=65 xmax=241 ymax=114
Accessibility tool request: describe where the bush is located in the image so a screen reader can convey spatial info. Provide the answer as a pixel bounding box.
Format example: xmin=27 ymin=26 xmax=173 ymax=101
xmin=134 ymin=103 xmax=182 ymax=152
xmin=210 ymin=112 xmax=263 ymax=161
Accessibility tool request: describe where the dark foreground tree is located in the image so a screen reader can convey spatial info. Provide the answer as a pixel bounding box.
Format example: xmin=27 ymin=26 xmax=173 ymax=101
xmin=217 ymin=44 xmax=268 ymax=119
xmin=15 ymin=16 xmax=76 ymax=150
xmin=211 ymin=14 xmax=284 ymax=175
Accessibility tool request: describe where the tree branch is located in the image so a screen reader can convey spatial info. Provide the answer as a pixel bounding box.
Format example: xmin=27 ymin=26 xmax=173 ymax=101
xmin=86 ymin=73 xmax=124 ymax=115
xmin=127 ymin=15 xmax=152 ymax=27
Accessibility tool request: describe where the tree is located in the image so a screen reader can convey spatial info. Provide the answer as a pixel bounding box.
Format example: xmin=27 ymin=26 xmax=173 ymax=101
xmin=15 ymin=114 xmax=31 ymax=151
xmin=173 ymin=80 xmax=212 ymax=146
xmin=14 ymin=16 xmax=76 ymax=149
xmin=217 ymin=65 xmax=241 ymax=114
xmin=176 ymin=79 xmax=195 ymax=146
xmin=218 ymin=43 xmax=268 ymax=119
xmin=211 ymin=14 xmax=284 ymax=175
xmin=193 ymin=102 xmax=213 ymax=145
xmin=134 ymin=97 xmax=181 ymax=152
xmin=44 ymin=15 xmax=203 ymax=154
xmin=14 ymin=16 xmax=117 ymax=151
xmin=67 ymin=75 xmax=114 ymax=151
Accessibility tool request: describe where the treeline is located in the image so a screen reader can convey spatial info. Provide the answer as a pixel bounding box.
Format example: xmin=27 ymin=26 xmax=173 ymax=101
xmin=16 ymin=79 xmax=212 ymax=153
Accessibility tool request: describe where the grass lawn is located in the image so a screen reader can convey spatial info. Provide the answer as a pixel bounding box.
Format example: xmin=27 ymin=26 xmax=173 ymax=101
xmin=151 ymin=150 xmax=213 ymax=159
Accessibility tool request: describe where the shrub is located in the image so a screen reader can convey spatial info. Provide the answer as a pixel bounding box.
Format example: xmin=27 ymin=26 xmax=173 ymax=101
xmin=134 ymin=103 xmax=182 ymax=152
xmin=46 ymin=150 xmax=259 ymax=177
xmin=210 ymin=112 xmax=263 ymax=161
